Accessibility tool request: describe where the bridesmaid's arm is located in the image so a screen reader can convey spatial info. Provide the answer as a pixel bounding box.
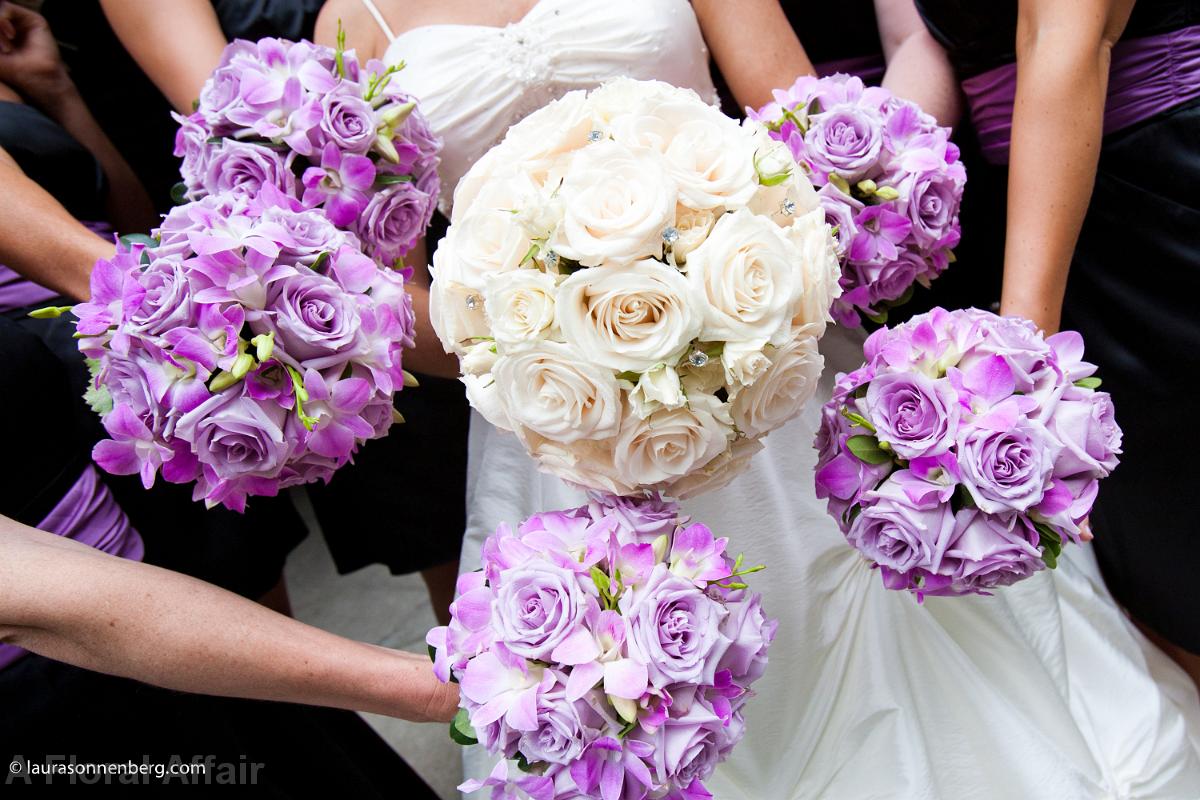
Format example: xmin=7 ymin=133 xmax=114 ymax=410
xmin=99 ymin=0 xmax=227 ymax=113
xmin=691 ymin=0 xmax=815 ymax=110
xmin=1001 ymin=0 xmax=1134 ymax=333
xmin=0 ymin=146 xmax=111 ymax=301
xmin=876 ymin=0 xmax=961 ymax=127
xmin=0 ymin=515 xmax=459 ymax=723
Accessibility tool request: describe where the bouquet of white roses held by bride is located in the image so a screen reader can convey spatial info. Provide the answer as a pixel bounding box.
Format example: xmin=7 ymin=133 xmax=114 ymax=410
xmin=430 ymin=78 xmax=842 ymax=498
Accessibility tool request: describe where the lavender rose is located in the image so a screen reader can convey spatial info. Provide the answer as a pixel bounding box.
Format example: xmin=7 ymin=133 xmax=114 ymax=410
xmin=620 ymin=564 xmax=729 ymax=689
xmin=944 ymin=510 xmax=1044 ymax=591
xmin=202 ymin=140 xmax=296 ymax=198
xmin=174 ymin=387 xmax=291 ymax=480
xmin=355 ymin=180 xmax=435 ymax=265
xmin=317 ymin=89 xmax=377 ymax=154
xmin=264 ymin=206 xmax=354 ymax=265
xmin=517 ymin=683 xmax=594 ymax=765
xmin=957 ymin=420 xmax=1057 ymax=514
xmin=861 ymin=371 xmax=960 ymax=458
xmin=127 ymin=259 xmax=196 ymax=336
xmin=862 ymin=248 xmax=924 ymax=306
xmin=493 ymin=561 xmax=587 ymax=660
xmin=805 ymin=104 xmax=884 ymax=182
xmin=901 ymin=170 xmax=960 ymax=251
xmin=1049 ymin=389 xmax=1122 ymax=478
xmin=847 ymin=475 xmax=958 ymax=574
xmin=258 ymin=271 xmax=363 ymax=369
xmin=642 ymin=697 xmax=722 ymax=788
xmin=716 ymin=593 xmax=776 ymax=685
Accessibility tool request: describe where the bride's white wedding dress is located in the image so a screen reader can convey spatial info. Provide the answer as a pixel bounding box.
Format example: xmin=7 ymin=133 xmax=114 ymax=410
xmin=364 ymin=0 xmax=1200 ymax=795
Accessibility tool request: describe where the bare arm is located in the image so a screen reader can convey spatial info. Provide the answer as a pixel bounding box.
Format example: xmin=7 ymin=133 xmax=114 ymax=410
xmin=0 ymin=146 xmax=111 ymax=301
xmin=0 ymin=516 xmax=459 ymax=723
xmin=1001 ymin=0 xmax=1133 ymax=333
xmin=691 ymin=0 xmax=815 ymax=110
xmin=99 ymin=0 xmax=227 ymax=113
xmin=0 ymin=1 xmax=156 ymax=232
xmin=877 ymin=0 xmax=962 ymax=127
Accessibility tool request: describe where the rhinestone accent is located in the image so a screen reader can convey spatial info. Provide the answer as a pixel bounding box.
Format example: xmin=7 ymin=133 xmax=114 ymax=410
xmin=687 ymin=350 xmax=709 ymax=368
xmin=465 ymin=294 xmax=480 ymax=311
xmin=542 ymin=250 xmax=560 ymax=270
xmin=781 ymin=198 xmax=797 ymax=215
xmin=662 ymin=226 xmax=680 ymax=245
xmin=587 ymin=130 xmax=603 ymax=143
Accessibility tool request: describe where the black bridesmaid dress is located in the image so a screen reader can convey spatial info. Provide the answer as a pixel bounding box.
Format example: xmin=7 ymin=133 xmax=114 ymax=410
xmin=916 ymin=0 xmax=1200 ymax=651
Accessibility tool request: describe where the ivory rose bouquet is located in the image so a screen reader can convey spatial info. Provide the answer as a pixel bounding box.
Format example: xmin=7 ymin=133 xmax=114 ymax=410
xmin=751 ymin=75 xmax=966 ymax=327
xmin=174 ymin=31 xmax=441 ymax=266
xmin=814 ymin=307 xmax=1121 ymax=597
xmin=71 ymin=190 xmax=415 ymax=511
xmin=428 ymin=493 xmax=775 ymax=800
xmin=430 ymin=78 xmax=841 ymax=498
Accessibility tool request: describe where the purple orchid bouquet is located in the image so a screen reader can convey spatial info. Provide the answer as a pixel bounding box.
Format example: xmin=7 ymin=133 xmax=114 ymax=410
xmin=750 ymin=74 xmax=965 ymax=327
xmin=427 ymin=494 xmax=775 ymax=800
xmin=72 ymin=189 xmax=416 ymax=512
xmin=174 ymin=30 xmax=440 ymax=267
xmin=814 ymin=307 xmax=1121 ymax=598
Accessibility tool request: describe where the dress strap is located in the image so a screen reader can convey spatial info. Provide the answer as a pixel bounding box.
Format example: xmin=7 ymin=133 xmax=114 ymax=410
xmin=358 ymin=0 xmax=398 ymax=41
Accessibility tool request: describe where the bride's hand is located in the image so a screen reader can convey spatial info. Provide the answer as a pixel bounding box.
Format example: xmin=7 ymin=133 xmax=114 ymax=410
xmin=386 ymin=650 xmax=460 ymax=723
xmin=0 ymin=1 xmax=73 ymax=110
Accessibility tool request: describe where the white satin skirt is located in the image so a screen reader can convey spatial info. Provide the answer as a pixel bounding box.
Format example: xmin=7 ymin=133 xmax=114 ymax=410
xmin=458 ymin=326 xmax=1200 ymax=799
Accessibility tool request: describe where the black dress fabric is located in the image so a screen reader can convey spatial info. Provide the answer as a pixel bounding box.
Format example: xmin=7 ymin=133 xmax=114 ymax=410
xmin=917 ymin=0 xmax=1200 ymax=651
xmin=0 ymin=101 xmax=306 ymax=601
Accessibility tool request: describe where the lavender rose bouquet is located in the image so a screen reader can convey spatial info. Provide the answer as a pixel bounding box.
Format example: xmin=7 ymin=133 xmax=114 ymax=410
xmin=814 ymin=307 xmax=1121 ymax=598
xmin=750 ymin=75 xmax=966 ymax=327
xmin=428 ymin=493 xmax=774 ymax=800
xmin=70 ymin=189 xmax=416 ymax=512
xmin=174 ymin=29 xmax=440 ymax=266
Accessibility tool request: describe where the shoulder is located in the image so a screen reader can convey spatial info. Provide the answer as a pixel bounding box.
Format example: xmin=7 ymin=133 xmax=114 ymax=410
xmin=314 ymin=0 xmax=391 ymax=60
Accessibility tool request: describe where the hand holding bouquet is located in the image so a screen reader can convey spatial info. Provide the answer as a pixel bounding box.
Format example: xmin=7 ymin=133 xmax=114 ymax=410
xmin=73 ymin=189 xmax=415 ymax=511
xmin=814 ymin=307 xmax=1121 ymax=597
xmin=428 ymin=494 xmax=775 ymax=800
xmin=175 ymin=30 xmax=441 ymax=266
xmin=431 ymin=78 xmax=842 ymax=499
xmin=751 ymin=75 xmax=965 ymax=327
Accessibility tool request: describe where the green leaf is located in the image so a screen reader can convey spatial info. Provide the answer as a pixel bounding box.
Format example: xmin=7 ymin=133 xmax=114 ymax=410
xmin=1074 ymin=376 xmax=1102 ymax=390
xmin=310 ymin=251 xmax=331 ymax=274
xmin=27 ymin=305 xmax=73 ymax=320
xmin=616 ymin=717 xmax=638 ymax=740
xmin=119 ymin=232 xmax=158 ymax=250
xmin=839 ymin=407 xmax=876 ymax=433
xmin=515 ymin=752 xmax=538 ymax=773
xmin=887 ymin=283 xmax=916 ymax=310
xmin=170 ymin=182 xmax=189 ymax=205
xmin=375 ymin=173 xmax=414 ymax=186
xmin=1034 ymin=522 xmax=1063 ymax=569
xmin=864 ymin=308 xmax=889 ymax=325
xmin=449 ymin=708 xmax=478 ymax=746
xmin=846 ymin=434 xmax=892 ymax=465
xmin=427 ymin=644 xmax=437 ymax=663
xmin=616 ymin=371 xmax=642 ymax=383
xmin=590 ymin=566 xmax=611 ymax=595
xmin=84 ymin=358 xmax=113 ymax=416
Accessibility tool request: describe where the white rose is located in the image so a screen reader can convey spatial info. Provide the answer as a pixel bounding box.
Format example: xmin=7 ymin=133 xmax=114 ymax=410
xmin=485 ymin=269 xmax=558 ymax=347
xmin=428 ymin=273 xmax=491 ymax=356
xmin=783 ymin=208 xmax=842 ymax=337
xmin=614 ymin=393 xmax=732 ymax=489
xmin=521 ymin=432 xmax=632 ymax=496
xmin=438 ymin=206 xmax=530 ymax=290
xmin=628 ymin=365 xmax=686 ymax=418
xmin=550 ymin=140 xmax=675 ymax=267
xmin=744 ymin=123 xmax=821 ymax=225
xmin=492 ymin=341 xmax=622 ymax=444
xmin=451 ymin=145 xmax=506 ymax=223
xmin=731 ymin=336 xmax=823 ymax=438
xmin=460 ymin=341 xmax=498 ymax=376
xmin=461 ymin=372 xmax=512 ymax=432
xmin=669 ymin=436 xmax=764 ymax=499
xmin=589 ymin=77 xmax=701 ymax=125
xmin=668 ymin=206 xmax=716 ymax=266
xmin=720 ymin=340 xmax=771 ymax=386
xmin=500 ymin=90 xmax=595 ymax=183
xmin=684 ymin=207 xmax=804 ymax=346
xmin=556 ymin=259 xmax=701 ymax=373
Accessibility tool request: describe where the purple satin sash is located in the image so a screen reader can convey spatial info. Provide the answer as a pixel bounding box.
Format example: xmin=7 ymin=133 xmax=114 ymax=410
xmin=815 ymin=54 xmax=887 ymax=85
xmin=963 ymin=24 xmax=1200 ymax=165
xmin=0 ymin=466 xmax=143 ymax=670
